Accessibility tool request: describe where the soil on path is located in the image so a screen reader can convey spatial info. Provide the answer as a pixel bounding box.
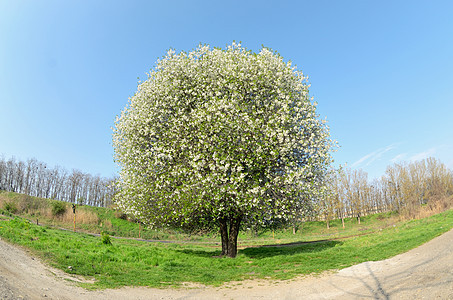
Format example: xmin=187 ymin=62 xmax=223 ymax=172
xmin=1 ymin=229 xmax=452 ymax=300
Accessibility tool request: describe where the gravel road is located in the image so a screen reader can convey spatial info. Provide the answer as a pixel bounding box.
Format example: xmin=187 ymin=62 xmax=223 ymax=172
xmin=1 ymin=229 xmax=452 ymax=299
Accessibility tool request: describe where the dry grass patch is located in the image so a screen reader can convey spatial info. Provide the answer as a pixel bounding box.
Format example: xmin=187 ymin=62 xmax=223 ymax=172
xmin=399 ymin=196 xmax=453 ymax=221
xmin=60 ymin=209 xmax=99 ymax=225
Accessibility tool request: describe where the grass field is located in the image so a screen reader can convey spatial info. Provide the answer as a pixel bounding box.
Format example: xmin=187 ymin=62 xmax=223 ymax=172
xmin=1 ymin=192 xmax=452 ymax=289
xmin=0 ymin=190 xmax=403 ymax=245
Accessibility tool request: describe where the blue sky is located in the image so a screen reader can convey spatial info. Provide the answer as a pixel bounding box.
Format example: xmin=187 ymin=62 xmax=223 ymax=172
xmin=1 ymin=0 xmax=452 ymax=180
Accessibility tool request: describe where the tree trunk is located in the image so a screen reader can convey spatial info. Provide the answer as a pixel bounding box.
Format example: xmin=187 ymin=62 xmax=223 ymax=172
xmin=226 ymin=215 xmax=242 ymax=258
xmin=219 ymin=217 xmax=229 ymax=256
xmin=219 ymin=214 xmax=242 ymax=258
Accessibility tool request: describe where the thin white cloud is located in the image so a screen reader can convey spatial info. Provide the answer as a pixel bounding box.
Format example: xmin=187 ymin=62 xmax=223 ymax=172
xmin=352 ymin=144 xmax=396 ymax=168
xmin=409 ymin=148 xmax=437 ymax=162
xmin=390 ymin=153 xmax=407 ymax=164
xmin=351 ymin=153 xmax=373 ymax=168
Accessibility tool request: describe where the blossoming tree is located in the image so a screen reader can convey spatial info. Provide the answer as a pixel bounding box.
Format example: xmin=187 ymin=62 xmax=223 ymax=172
xmin=113 ymin=43 xmax=333 ymax=258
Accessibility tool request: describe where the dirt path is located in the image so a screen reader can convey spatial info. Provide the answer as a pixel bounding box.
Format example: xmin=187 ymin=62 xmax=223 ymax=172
xmin=1 ymin=229 xmax=453 ymax=300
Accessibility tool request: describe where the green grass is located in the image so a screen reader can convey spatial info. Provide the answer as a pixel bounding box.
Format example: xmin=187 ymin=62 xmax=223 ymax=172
xmin=235 ymin=211 xmax=400 ymax=247
xmin=1 ymin=209 xmax=452 ymax=289
xmin=0 ymin=191 xmax=403 ymax=246
xmin=0 ymin=191 xmax=205 ymax=241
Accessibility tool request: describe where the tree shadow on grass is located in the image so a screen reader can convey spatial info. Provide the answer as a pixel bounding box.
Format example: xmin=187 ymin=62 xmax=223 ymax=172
xmin=176 ymin=240 xmax=342 ymax=259
xmin=240 ymin=240 xmax=342 ymax=258
xmin=176 ymin=248 xmax=221 ymax=258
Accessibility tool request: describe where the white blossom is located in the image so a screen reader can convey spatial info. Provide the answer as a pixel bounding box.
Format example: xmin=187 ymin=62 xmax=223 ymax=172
xmin=112 ymin=42 xmax=334 ymax=229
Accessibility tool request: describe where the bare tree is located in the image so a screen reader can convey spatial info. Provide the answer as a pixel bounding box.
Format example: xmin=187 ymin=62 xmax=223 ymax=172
xmin=0 ymin=155 xmax=115 ymax=207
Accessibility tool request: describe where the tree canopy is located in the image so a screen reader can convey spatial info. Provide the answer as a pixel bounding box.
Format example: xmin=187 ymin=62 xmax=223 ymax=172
xmin=113 ymin=43 xmax=334 ymax=257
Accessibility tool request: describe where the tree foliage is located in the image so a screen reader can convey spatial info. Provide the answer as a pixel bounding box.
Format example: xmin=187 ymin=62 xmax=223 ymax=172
xmin=113 ymin=43 xmax=333 ymax=257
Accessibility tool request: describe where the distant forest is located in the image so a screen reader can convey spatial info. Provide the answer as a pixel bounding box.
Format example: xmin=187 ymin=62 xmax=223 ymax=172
xmin=0 ymin=155 xmax=452 ymax=222
xmin=319 ymin=157 xmax=453 ymax=226
xmin=0 ymin=156 xmax=115 ymax=207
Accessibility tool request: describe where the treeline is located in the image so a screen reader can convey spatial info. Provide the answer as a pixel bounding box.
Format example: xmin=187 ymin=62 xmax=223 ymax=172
xmin=320 ymin=157 xmax=453 ymax=226
xmin=0 ymin=156 xmax=115 ymax=207
xmin=1 ymin=154 xmax=452 ymax=222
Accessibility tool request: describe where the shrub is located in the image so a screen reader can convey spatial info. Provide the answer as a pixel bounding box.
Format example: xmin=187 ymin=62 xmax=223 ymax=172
xmin=20 ymin=196 xmax=43 ymax=213
xmin=114 ymin=210 xmax=128 ymax=220
xmin=101 ymin=231 xmax=112 ymax=245
xmin=4 ymin=201 xmax=18 ymax=214
xmin=51 ymin=201 xmax=67 ymax=217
